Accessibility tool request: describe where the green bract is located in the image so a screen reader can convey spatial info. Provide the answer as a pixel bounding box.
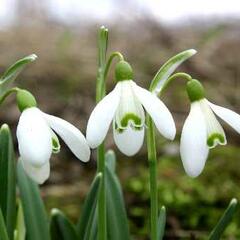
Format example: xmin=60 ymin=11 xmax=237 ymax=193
xmin=186 ymin=79 xmax=205 ymax=102
xmin=16 ymin=89 xmax=37 ymax=112
xmin=115 ymin=61 xmax=133 ymax=82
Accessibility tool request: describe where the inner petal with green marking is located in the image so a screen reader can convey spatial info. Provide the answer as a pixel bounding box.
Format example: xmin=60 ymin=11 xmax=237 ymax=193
xmin=115 ymin=80 xmax=145 ymax=131
xmin=199 ymin=99 xmax=227 ymax=148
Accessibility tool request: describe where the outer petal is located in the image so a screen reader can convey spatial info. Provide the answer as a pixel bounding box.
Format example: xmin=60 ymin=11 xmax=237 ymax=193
xmin=86 ymin=84 xmax=121 ymax=148
xmin=208 ymin=101 xmax=240 ymax=134
xmin=180 ymin=102 xmax=209 ymax=177
xmin=16 ymin=107 xmax=52 ymax=167
xmin=20 ymin=158 xmax=50 ymax=184
xmin=133 ymin=83 xmax=176 ymax=140
xmin=113 ymin=124 xmax=145 ymax=156
xmin=43 ymin=113 xmax=90 ymax=162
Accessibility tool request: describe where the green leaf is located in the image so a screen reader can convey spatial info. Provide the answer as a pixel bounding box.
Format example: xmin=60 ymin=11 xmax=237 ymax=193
xmin=149 ymin=49 xmax=197 ymax=95
xmin=14 ymin=201 xmax=26 ymax=240
xmin=105 ymin=150 xmax=130 ymax=240
xmin=105 ymin=149 xmax=116 ymax=172
xmin=209 ymin=198 xmax=238 ymax=240
xmin=0 ymin=124 xmax=16 ymax=240
xmin=76 ymin=173 xmax=102 ymax=240
xmin=0 ymin=208 xmax=9 ymax=240
xmin=0 ymin=54 xmax=37 ymax=96
xmin=50 ymin=209 xmax=78 ymax=240
xmin=157 ymin=206 xmax=166 ymax=240
xmin=17 ymin=161 xmax=50 ymax=240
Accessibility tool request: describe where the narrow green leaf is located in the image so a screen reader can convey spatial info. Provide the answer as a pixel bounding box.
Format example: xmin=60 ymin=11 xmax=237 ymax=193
xmin=17 ymin=161 xmax=50 ymax=240
xmin=76 ymin=173 xmax=102 ymax=240
xmin=105 ymin=151 xmax=130 ymax=240
xmin=105 ymin=150 xmax=116 ymax=172
xmin=0 ymin=54 xmax=37 ymax=96
xmin=86 ymin=207 xmax=98 ymax=240
xmin=50 ymin=209 xmax=78 ymax=240
xmin=0 ymin=208 xmax=9 ymax=240
xmin=149 ymin=49 xmax=197 ymax=95
xmin=14 ymin=201 xmax=26 ymax=240
xmin=0 ymin=124 xmax=16 ymax=240
xmin=157 ymin=206 xmax=166 ymax=240
xmin=209 ymin=198 xmax=237 ymax=240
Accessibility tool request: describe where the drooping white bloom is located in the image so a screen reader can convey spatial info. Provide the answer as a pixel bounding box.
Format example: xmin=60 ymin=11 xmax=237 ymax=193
xmin=180 ymin=79 xmax=240 ymax=177
xmin=86 ymin=79 xmax=176 ymax=156
xmin=17 ymin=107 xmax=90 ymax=184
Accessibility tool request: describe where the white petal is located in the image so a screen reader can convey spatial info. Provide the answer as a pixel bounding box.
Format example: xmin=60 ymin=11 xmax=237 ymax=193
xmin=86 ymin=84 xmax=121 ymax=148
xmin=16 ymin=107 xmax=52 ymax=167
xmin=43 ymin=113 xmax=90 ymax=162
xmin=115 ymin=80 xmax=145 ymax=129
xmin=133 ymin=83 xmax=176 ymax=140
xmin=113 ymin=124 xmax=144 ymax=156
xmin=20 ymin=158 xmax=50 ymax=184
xmin=208 ymin=101 xmax=240 ymax=134
xmin=180 ymin=102 xmax=209 ymax=177
xmin=199 ymin=99 xmax=226 ymax=148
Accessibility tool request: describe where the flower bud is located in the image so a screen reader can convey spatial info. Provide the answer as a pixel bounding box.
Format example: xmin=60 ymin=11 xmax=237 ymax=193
xmin=186 ymin=79 xmax=205 ymax=102
xmin=16 ymin=89 xmax=37 ymax=112
xmin=115 ymin=61 xmax=133 ymax=82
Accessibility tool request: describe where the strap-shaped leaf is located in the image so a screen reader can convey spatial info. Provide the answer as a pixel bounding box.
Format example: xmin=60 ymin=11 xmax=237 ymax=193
xmin=17 ymin=161 xmax=50 ymax=240
xmin=105 ymin=150 xmax=130 ymax=240
xmin=76 ymin=173 xmax=102 ymax=240
xmin=0 ymin=54 xmax=37 ymax=96
xmin=50 ymin=209 xmax=78 ymax=240
xmin=14 ymin=201 xmax=26 ymax=240
xmin=209 ymin=198 xmax=237 ymax=240
xmin=0 ymin=124 xmax=16 ymax=240
xmin=0 ymin=208 xmax=9 ymax=240
xmin=157 ymin=206 xmax=166 ymax=240
xmin=105 ymin=149 xmax=116 ymax=172
xmin=149 ymin=49 xmax=196 ymax=95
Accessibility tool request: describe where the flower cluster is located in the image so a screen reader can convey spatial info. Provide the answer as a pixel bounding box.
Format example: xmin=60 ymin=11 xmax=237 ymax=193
xmin=8 ymin=58 xmax=240 ymax=184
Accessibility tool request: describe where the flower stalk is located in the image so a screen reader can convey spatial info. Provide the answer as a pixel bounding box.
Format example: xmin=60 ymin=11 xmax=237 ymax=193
xmin=96 ymin=26 xmax=108 ymax=240
xmin=146 ymin=114 xmax=158 ymax=240
xmin=147 ymin=72 xmax=193 ymax=240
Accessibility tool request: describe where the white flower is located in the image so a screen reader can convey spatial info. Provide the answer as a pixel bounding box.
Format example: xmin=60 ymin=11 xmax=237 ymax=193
xmin=86 ymin=80 xmax=176 ymax=156
xmin=180 ymin=80 xmax=240 ymax=177
xmin=17 ymin=107 xmax=90 ymax=184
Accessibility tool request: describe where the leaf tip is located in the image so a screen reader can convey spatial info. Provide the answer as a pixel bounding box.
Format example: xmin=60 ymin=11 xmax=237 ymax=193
xmin=29 ymin=54 xmax=38 ymax=61
xmin=51 ymin=208 xmax=60 ymax=216
xmin=188 ymin=49 xmax=197 ymax=56
xmin=230 ymin=198 xmax=238 ymax=206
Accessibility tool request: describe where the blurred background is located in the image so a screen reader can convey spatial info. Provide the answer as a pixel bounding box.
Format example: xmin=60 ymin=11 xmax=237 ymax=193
xmin=1 ymin=0 xmax=240 ymax=239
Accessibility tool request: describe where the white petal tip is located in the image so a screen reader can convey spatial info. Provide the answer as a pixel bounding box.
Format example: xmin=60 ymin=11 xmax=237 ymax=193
xmin=189 ymin=49 xmax=197 ymax=55
xmin=185 ymin=169 xmax=202 ymax=178
xmin=86 ymin=137 xmax=100 ymax=149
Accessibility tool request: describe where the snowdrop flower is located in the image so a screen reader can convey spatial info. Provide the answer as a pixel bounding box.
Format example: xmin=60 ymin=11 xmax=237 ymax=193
xmin=87 ymin=61 xmax=176 ymax=156
xmin=180 ymin=79 xmax=240 ymax=177
xmin=16 ymin=90 xmax=90 ymax=184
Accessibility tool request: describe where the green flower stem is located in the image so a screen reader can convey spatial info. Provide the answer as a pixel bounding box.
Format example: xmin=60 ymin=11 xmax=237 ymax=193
xmin=0 ymin=87 xmax=19 ymax=105
xmin=147 ymin=72 xmax=192 ymax=240
xmin=96 ymin=27 xmax=124 ymax=240
xmin=158 ymin=72 xmax=192 ymax=95
xmin=104 ymin=52 xmax=124 ymax=80
xmin=96 ymin=26 xmax=108 ymax=240
xmin=146 ymin=114 xmax=158 ymax=240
